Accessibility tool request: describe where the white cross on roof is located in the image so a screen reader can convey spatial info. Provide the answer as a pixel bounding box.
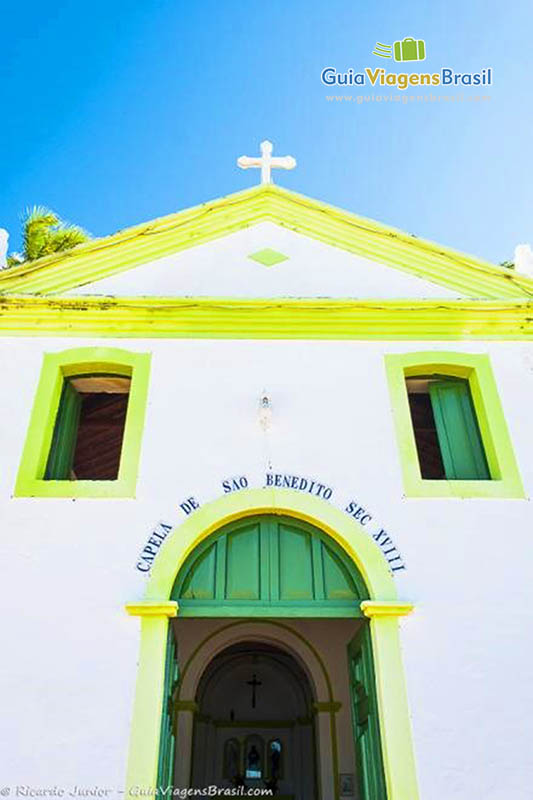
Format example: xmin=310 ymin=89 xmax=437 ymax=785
xmin=237 ymin=140 xmax=297 ymax=185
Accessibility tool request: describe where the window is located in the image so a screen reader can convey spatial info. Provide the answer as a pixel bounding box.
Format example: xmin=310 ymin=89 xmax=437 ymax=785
xmin=406 ymin=376 xmax=489 ymax=480
xmin=45 ymin=375 xmax=131 ymax=481
xmin=16 ymin=347 xmax=151 ymax=498
xmin=385 ymin=352 xmax=524 ymax=498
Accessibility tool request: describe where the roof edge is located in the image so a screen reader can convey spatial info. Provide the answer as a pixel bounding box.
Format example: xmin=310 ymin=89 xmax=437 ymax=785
xmin=0 ymin=183 xmax=531 ymax=299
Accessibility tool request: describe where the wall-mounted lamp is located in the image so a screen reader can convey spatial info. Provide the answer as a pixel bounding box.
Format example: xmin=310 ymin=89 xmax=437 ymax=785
xmin=259 ymin=391 xmax=272 ymax=431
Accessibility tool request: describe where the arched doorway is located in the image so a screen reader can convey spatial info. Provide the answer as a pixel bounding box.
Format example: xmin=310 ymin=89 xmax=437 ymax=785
xmin=125 ymin=488 xmax=419 ymax=800
xmin=160 ymin=514 xmax=387 ymax=800
xmin=191 ymin=641 xmax=317 ymax=799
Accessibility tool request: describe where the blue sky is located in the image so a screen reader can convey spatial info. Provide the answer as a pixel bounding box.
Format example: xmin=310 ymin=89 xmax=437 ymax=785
xmin=1 ymin=0 xmax=531 ymax=263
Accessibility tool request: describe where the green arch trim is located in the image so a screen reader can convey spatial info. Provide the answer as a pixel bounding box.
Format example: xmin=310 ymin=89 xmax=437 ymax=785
xmin=172 ymin=513 xmax=368 ymax=617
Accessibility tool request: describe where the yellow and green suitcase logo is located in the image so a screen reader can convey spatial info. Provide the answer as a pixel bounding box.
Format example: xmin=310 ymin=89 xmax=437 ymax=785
xmin=393 ymin=37 xmax=426 ymax=62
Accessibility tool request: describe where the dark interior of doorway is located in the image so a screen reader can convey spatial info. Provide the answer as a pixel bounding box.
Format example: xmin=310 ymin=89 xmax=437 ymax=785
xmin=190 ymin=642 xmax=318 ymax=800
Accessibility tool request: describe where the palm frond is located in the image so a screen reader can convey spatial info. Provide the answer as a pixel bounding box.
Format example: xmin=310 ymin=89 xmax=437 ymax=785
xmin=5 ymin=253 xmax=24 ymax=269
xmin=22 ymin=206 xmax=60 ymax=261
xmin=20 ymin=206 xmax=90 ymax=262
xmin=22 ymin=205 xmax=59 ymax=227
xmin=48 ymin=224 xmax=90 ymax=254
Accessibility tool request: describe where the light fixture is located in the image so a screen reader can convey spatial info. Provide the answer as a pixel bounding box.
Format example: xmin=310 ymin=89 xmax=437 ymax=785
xmin=259 ymin=391 xmax=272 ymax=430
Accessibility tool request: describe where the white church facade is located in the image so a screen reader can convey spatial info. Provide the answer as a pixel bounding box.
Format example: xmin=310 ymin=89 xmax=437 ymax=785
xmin=1 ymin=146 xmax=533 ymax=800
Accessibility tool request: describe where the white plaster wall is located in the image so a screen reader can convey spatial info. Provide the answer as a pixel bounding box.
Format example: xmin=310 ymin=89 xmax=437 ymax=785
xmin=1 ymin=336 xmax=532 ymax=800
xmin=64 ymin=223 xmax=461 ymax=299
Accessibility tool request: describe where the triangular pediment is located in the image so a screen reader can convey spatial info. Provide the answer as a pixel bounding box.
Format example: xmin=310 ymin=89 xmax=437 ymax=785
xmin=0 ymin=184 xmax=530 ymax=300
xmin=63 ymin=222 xmax=461 ymax=299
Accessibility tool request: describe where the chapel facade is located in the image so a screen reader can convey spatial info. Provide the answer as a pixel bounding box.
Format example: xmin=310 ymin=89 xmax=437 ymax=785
xmin=1 ymin=151 xmax=532 ymax=800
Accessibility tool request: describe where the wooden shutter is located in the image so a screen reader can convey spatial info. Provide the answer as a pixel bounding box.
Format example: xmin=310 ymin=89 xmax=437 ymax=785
xmin=429 ymin=380 xmax=490 ymax=480
xmin=45 ymin=381 xmax=81 ymax=479
xmin=348 ymin=625 xmax=387 ymax=800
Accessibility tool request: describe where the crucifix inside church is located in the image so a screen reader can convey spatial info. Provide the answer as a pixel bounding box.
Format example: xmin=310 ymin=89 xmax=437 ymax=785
xmin=246 ymin=673 xmax=262 ymax=709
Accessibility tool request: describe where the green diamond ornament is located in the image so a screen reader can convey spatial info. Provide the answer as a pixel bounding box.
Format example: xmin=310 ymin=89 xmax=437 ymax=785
xmin=248 ymin=248 xmax=289 ymax=267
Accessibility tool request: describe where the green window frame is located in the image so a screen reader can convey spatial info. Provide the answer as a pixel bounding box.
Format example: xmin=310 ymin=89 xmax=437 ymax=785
xmin=385 ymin=351 xmax=524 ymax=498
xmin=15 ymin=346 xmax=151 ymax=498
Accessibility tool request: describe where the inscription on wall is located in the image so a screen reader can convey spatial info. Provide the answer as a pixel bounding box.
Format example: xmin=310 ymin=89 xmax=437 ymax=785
xmin=344 ymin=500 xmax=405 ymax=572
xmin=222 ymin=476 xmax=249 ymax=493
xmin=265 ymin=472 xmax=333 ymax=500
xmin=136 ymin=522 xmax=173 ymax=573
xmin=136 ymin=471 xmax=406 ymax=575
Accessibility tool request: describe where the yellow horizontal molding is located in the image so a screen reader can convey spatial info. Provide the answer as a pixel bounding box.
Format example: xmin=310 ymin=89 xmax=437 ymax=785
xmin=1 ymin=296 xmax=533 ymax=339
xmin=0 ymin=184 xmax=531 ymax=299
xmin=361 ymin=601 xmax=415 ymax=618
xmin=17 ymin=479 xmax=142 ymax=499
xmin=125 ymin=601 xmax=179 ymax=618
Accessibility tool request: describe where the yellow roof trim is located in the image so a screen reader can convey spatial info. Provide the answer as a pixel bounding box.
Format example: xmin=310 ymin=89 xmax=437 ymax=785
xmin=0 ymin=296 xmax=531 ymax=339
xmin=1 ymin=184 xmax=531 ymax=299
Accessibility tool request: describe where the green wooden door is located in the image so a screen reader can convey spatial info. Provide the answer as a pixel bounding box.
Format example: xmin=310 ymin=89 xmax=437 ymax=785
xmin=157 ymin=625 xmax=179 ymax=792
xmin=172 ymin=514 xmax=367 ymax=617
xmin=348 ymin=624 xmax=387 ymax=800
xmin=429 ymin=380 xmax=490 ymax=480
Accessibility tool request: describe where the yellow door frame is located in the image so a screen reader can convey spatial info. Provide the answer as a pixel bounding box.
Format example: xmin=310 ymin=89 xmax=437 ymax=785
xmin=125 ymin=488 xmax=419 ymax=800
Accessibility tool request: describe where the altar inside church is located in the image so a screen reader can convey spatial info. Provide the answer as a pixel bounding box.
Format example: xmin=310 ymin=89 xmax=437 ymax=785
xmin=189 ymin=641 xmax=317 ymax=799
